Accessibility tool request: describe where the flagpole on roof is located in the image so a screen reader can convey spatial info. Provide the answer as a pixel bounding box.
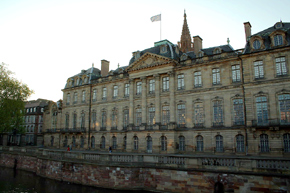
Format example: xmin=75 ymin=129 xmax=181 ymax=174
xmin=160 ymin=12 xmax=161 ymax=41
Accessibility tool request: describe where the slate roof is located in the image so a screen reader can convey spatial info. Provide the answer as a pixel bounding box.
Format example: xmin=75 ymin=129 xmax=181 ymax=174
xmin=128 ymin=40 xmax=182 ymax=65
xmin=201 ymin=44 xmax=235 ymax=56
xmin=244 ymin=22 xmax=290 ymax=54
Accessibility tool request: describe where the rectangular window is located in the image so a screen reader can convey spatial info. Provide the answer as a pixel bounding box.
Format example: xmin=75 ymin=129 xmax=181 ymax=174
xmin=162 ymin=77 xmax=169 ymax=92
xmin=149 ymin=79 xmax=155 ymax=94
xmin=136 ymin=81 xmax=142 ymax=95
xmin=80 ymin=113 xmax=85 ymax=129
xmin=82 ymin=90 xmax=86 ymax=102
xmin=113 ymin=85 xmax=118 ymax=98
xmin=212 ymin=68 xmax=220 ymax=85
xmin=177 ymin=74 xmax=185 ymax=90
xmin=254 ymin=61 xmax=264 ymax=79
xmin=92 ymin=112 xmax=97 ymax=130
xmin=67 ymin=93 xmax=70 ymax=105
xmin=162 ymin=106 xmax=170 ymax=125
xmin=194 ymin=103 xmax=204 ymax=127
xmin=112 ymin=110 xmax=117 ymax=128
xmin=74 ymin=92 xmax=78 ymax=104
xmin=213 ymin=100 xmax=223 ymax=126
xmin=233 ymin=99 xmax=244 ymax=125
xmin=73 ymin=113 xmax=77 ymax=129
xmin=194 ymin=71 xmax=202 ymax=87
xmin=124 ymin=83 xmax=129 ymax=97
xmin=177 ymin=104 xmax=186 ymax=127
xmin=148 ymin=107 xmax=155 ymax=126
xmin=256 ymin=96 xmax=268 ymax=125
xmin=278 ymin=94 xmax=290 ymax=125
xmin=123 ymin=109 xmax=129 ymax=129
xmin=232 ymin=65 xmax=241 ymax=82
xmin=274 ymin=34 xmax=283 ymax=46
xmin=102 ymin=87 xmax=107 ymax=100
xmin=135 ymin=108 xmax=142 ymax=126
xmin=65 ymin=114 xmax=69 ymax=128
xmin=92 ymin=89 xmax=97 ymax=101
xmin=276 ymin=57 xmax=287 ymax=76
xmin=101 ymin=111 xmax=106 ymax=128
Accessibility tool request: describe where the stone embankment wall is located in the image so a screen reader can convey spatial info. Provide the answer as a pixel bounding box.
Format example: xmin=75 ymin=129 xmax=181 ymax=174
xmin=0 ymin=152 xmax=289 ymax=193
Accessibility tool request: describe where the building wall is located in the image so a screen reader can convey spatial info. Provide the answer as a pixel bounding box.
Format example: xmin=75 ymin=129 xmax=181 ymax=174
xmin=43 ymin=37 xmax=290 ymax=157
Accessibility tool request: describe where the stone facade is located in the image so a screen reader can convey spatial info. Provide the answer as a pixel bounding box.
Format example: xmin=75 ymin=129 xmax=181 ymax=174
xmin=43 ymin=16 xmax=290 ymax=159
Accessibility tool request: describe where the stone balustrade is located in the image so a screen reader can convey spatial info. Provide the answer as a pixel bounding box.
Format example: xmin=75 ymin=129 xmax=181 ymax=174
xmin=1 ymin=146 xmax=290 ymax=176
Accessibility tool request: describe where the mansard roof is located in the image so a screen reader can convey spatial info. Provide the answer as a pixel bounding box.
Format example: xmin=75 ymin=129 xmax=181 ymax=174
xmin=69 ymin=67 xmax=101 ymax=79
xmin=244 ymin=22 xmax=290 ymax=54
xmin=201 ymin=44 xmax=235 ymax=55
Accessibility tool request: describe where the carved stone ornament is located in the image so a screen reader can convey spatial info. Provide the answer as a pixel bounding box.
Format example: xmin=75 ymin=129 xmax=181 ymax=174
xmin=145 ymin=58 xmax=153 ymax=65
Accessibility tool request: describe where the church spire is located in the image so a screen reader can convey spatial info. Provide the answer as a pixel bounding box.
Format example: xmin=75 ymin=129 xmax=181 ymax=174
xmin=179 ymin=10 xmax=193 ymax=53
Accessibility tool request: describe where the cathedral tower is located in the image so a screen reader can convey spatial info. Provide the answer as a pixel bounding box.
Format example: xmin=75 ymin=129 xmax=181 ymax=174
xmin=178 ymin=10 xmax=194 ymax=53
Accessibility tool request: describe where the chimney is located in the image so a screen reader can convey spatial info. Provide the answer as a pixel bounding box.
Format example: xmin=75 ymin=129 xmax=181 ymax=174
xmin=244 ymin=22 xmax=252 ymax=42
xmin=101 ymin=59 xmax=109 ymax=77
xmin=193 ymin=36 xmax=203 ymax=56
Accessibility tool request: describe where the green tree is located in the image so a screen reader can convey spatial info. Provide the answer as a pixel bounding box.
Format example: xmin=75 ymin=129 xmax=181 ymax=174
xmin=0 ymin=62 xmax=33 ymax=133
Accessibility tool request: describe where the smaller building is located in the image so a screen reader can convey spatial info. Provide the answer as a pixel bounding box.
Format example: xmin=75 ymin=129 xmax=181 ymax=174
xmin=23 ymin=99 xmax=51 ymax=146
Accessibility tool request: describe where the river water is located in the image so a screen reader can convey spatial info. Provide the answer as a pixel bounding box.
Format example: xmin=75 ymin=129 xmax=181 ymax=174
xmin=0 ymin=167 xmax=147 ymax=193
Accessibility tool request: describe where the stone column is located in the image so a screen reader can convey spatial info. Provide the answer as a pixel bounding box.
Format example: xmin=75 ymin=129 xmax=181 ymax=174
xmin=154 ymin=74 xmax=161 ymax=129
xmin=129 ymin=79 xmax=134 ymax=130
xmin=141 ymin=77 xmax=147 ymax=129
xmin=169 ymin=71 xmax=176 ymax=129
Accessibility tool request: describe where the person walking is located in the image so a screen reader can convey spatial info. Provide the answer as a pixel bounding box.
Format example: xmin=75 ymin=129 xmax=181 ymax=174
xmin=109 ymin=146 xmax=112 ymax=153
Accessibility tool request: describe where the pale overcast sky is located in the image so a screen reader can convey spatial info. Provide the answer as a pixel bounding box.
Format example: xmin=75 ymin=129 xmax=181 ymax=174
xmin=0 ymin=0 xmax=289 ymax=102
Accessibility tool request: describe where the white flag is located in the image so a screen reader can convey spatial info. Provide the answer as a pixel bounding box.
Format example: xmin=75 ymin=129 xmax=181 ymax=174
xmin=151 ymin=14 xmax=161 ymax=22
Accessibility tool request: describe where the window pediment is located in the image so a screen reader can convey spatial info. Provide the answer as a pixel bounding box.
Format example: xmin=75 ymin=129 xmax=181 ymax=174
xmin=250 ymin=36 xmax=265 ymax=51
xmin=269 ymin=30 xmax=287 ymax=47
xmin=126 ymin=53 xmax=175 ymax=72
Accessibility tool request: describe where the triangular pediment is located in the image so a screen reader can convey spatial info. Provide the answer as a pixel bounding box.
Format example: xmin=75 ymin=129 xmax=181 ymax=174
xmin=126 ymin=52 xmax=176 ymax=72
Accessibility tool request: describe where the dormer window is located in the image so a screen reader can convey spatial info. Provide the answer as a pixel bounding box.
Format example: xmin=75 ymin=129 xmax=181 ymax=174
xmin=79 ymin=78 xmax=82 ymax=85
xmin=198 ymin=51 xmax=204 ymax=58
xmin=213 ymin=48 xmax=221 ymax=54
xmin=274 ymin=34 xmax=283 ymax=46
xmin=275 ymin=22 xmax=283 ymax=29
xmin=160 ymin=45 xmax=167 ymax=53
xmin=76 ymin=79 xmax=79 ymax=85
xmin=253 ymin=40 xmax=261 ymax=49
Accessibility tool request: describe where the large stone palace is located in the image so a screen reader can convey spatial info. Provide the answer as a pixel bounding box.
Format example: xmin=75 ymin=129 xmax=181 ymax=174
xmin=43 ymin=13 xmax=290 ymax=157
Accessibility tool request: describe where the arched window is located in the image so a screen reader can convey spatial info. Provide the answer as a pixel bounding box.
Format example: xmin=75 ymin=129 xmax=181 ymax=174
xmin=161 ymin=136 xmax=167 ymax=151
xmin=236 ymin=134 xmax=244 ymax=152
xmin=112 ymin=136 xmax=117 ymax=149
xmin=179 ymin=136 xmax=185 ymax=151
xmin=101 ymin=136 xmax=106 ymax=149
xmin=260 ymin=134 xmax=269 ymax=152
xmin=216 ymin=135 xmax=223 ymax=152
xmin=123 ymin=108 xmax=129 ymax=130
xmin=80 ymin=136 xmax=84 ymax=148
xmin=133 ymin=136 xmax=138 ymax=150
xmin=91 ymin=136 xmax=95 ymax=148
xmin=147 ymin=136 xmax=152 ymax=153
xmin=196 ymin=135 xmax=203 ymax=152
xmin=72 ymin=136 xmax=76 ymax=147
xmin=283 ymin=133 xmax=290 ymax=153
xmin=274 ymin=34 xmax=283 ymax=46
xmin=253 ymin=39 xmax=261 ymax=49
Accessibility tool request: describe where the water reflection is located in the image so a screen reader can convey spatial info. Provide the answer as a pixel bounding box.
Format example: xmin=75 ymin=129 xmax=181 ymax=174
xmin=0 ymin=166 xmax=147 ymax=193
